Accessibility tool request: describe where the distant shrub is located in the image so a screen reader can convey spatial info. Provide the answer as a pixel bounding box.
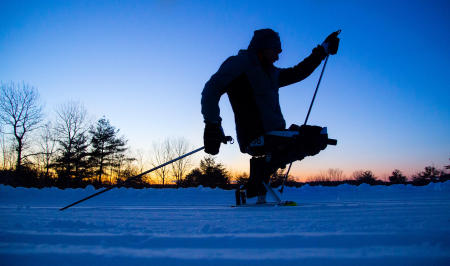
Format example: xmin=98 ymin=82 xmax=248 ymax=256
xmin=179 ymin=168 xmax=202 ymax=187
xmin=179 ymin=156 xmax=230 ymax=188
xmin=0 ymin=167 xmax=41 ymax=187
xmin=389 ymin=169 xmax=407 ymax=184
xmin=412 ymin=166 xmax=443 ymax=185
xmin=353 ymin=170 xmax=377 ymax=184
xmin=309 ymin=168 xmax=345 ymax=182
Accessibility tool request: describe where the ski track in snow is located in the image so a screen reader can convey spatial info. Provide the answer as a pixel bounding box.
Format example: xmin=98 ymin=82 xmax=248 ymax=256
xmin=0 ymin=184 xmax=449 ymax=266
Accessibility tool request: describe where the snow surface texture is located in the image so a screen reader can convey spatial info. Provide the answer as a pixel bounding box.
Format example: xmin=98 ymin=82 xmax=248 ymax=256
xmin=1 ymin=183 xmax=449 ymax=266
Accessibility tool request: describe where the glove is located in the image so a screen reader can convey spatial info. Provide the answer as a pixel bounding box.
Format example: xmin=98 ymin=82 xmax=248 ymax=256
xmin=295 ymin=125 xmax=328 ymax=156
xmin=203 ymin=122 xmax=226 ymax=155
xmin=321 ymin=30 xmax=340 ymax=55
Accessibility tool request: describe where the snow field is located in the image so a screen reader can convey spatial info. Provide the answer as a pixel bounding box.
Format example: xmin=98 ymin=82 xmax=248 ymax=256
xmin=0 ymin=183 xmax=449 ymax=265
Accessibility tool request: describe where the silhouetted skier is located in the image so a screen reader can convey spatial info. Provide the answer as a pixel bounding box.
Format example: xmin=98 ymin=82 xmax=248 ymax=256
xmin=201 ymin=29 xmax=339 ymax=203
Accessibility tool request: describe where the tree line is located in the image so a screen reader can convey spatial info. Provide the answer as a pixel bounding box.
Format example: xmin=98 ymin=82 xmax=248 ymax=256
xmin=301 ymin=166 xmax=450 ymax=187
xmin=0 ymin=82 xmax=194 ymax=188
xmin=1 ymin=82 xmax=448 ymax=189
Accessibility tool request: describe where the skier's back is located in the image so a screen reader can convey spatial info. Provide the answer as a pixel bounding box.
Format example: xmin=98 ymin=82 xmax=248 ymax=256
xmin=201 ymin=29 xmax=339 ymax=202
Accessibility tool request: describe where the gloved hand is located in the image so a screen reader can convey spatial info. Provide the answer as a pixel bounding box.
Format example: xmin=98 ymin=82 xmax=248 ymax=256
xmin=296 ymin=125 xmax=328 ymax=156
xmin=203 ymin=122 xmax=226 ymax=155
xmin=321 ymin=30 xmax=340 ymax=55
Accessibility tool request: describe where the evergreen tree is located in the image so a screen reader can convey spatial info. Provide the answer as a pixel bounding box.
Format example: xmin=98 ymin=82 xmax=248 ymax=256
xmin=413 ymin=166 xmax=441 ymax=183
xmin=72 ymin=133 xmax=91 ymax=184
xmin=53 ymin=101 xmax=89 ymax=187
xmin=180 ymin=156 xmax=229 ymax=188
xmin=353 ymin=170 xmax=377 ymax=184
xmin=181 ymin=168 xmax=202 ymax=187
xmin=54 ymin=131 xmax=90 ymax=185
xmin=198 ymin=156 xmax=229 ymax=188
xmin=389 ymin=169 xmax=407 ymax=184
xmin=89 ymin=117 xmax=127 ymax=184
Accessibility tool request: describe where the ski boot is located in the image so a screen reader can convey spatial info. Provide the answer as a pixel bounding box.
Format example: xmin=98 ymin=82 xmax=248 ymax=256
xmin=235 ymin=185 xmax=247 ymax=206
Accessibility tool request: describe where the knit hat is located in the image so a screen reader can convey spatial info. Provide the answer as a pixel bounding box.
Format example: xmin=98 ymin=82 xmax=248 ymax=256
xmin=248 ymin=29 xmax=281 ymax=52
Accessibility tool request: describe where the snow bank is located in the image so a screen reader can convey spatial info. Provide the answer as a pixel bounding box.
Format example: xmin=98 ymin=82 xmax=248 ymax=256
xmin=1 ymin=182 xmax=449 ymax=207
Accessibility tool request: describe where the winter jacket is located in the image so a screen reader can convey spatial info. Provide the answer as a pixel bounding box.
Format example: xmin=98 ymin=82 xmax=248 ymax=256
xmin=201 ymin=46 xmax=326 ymax=153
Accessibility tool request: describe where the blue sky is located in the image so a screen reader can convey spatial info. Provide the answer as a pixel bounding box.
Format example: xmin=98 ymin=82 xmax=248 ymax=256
xmin=1 ymin=0 xmax=449 ymax=179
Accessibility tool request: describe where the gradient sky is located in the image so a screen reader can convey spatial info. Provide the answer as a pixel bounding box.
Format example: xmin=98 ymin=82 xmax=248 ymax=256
xmin=1 ymin=0 xmax=449 ymax=180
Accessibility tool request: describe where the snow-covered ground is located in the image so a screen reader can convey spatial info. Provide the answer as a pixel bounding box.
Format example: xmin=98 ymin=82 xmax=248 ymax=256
xmin=1 ymin=183 xmax=449 ymax=266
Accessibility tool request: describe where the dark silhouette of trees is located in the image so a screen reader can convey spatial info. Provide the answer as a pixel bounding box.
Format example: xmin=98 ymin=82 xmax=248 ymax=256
xmin=389 ymin=169 xmax=407 ymax=184
xmin=170 ymin=137 xmax=191 ymax=185
xmin=1 ymin=128 xmax=15 ymax=170
xmin=353 ymin=170 xmax=377 ymax=184
xmin=310 ymin=168 xmax=345 ymax=182
xmin=53 ymin=101 xmax=90 ymax=185
xmin=71 ymin=133 xmax=91 ymax=184
xmin=110 ymin=152 xmax=135 ymax=185
xmin=235 ymin=172 xmax=249 ymax=186
xmin=89 ymin=117 xmax=127 ymax=185
xmin=413 ymin=166 xmax=442 ymax=184
xmin=442 ymin=160 xmax=450 ymax=182
xmin=199 ymin=156 xmax=229 ymax=187
xmin=150 ymin=138 xmax=192 ymax=186
xmin=182 ymin=168 xmax=203 ymax=187
xmin=151 ymin=139 xmax=172 ymax=186
xmin=181 ymin=156 xmax=229 ymax=188
xmin=0 ymin=82 xmax=43 ymax=171
xmin=37 ymin=123 xmax=57 ymax=179
xmin=1 ymin=82 xmax=449 ymax=189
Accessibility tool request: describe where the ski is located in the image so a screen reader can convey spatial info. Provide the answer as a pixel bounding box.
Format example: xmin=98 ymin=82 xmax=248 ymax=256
xmin=231 ymin=200 xmax=297 ymax=208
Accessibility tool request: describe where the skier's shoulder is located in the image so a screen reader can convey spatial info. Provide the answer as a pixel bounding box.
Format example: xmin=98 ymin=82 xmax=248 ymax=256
xmin=219 ymin=49 xmax=253 ymax=72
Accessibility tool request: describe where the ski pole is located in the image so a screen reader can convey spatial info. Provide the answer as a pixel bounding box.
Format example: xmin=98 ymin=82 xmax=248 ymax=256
xmin=60 ymin=136 xmax=233 ymax=211
xmin=280 ymin=29 xmax=340 ymax=193
xmin=303 ymin=54 xmax=329 ymax=125
xmin=278 ymin=162 xmax=292 ymax=194
xmin=280 ymin=55 xmax=330 ymax=193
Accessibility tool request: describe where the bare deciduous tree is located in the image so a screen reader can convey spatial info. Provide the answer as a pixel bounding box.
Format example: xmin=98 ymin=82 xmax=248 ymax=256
xmin=0 ymin=130 xmax=15 ymax=170
xmin=0 ymin=82 xmax=43 ymax=170
xmin=53 ymin=101 xmax=89 ymax=182
xmin=133 ymin=149 xmax=146 ymax=173
xmin=121 ymin=148 xmax=148 ymax=184
xmin=151 ymin=139 xmax=173 ymax=185
xmin=170 ymin=137 xmax=192 ymax=185
xmin=38 ymin=122 xmax=57 ymax=178
xmin=326 ymin=168 xmax=345 ymax=181
xmin=309 ymin=168 xmax=345 ymax=182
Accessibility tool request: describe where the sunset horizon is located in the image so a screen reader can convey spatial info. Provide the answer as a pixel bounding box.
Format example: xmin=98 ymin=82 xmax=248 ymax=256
xmin=1 ymin=0 xmax=449 ymax=184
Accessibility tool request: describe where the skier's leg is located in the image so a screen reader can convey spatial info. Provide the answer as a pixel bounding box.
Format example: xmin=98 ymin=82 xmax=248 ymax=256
xmin=246 ymin=157 xmax=266 ymax=198
xmin=266 ymin=125 xmax=329 ymax=167
xmin=245 ymin=125 xmax=328 ymax=198
xmin=246 ymin=157 xmax=276 ymax=198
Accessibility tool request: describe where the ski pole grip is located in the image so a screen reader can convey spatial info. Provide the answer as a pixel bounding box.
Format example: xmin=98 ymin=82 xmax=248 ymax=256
xmin=327 ymin=138 xmax=337 ymax=145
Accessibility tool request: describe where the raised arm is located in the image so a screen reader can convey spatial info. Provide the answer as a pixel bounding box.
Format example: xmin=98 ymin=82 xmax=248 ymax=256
xmin=278 ymin=30 xmax=341 ymax=88
xmin=277 ymin=45 xmax=327 ymax=88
